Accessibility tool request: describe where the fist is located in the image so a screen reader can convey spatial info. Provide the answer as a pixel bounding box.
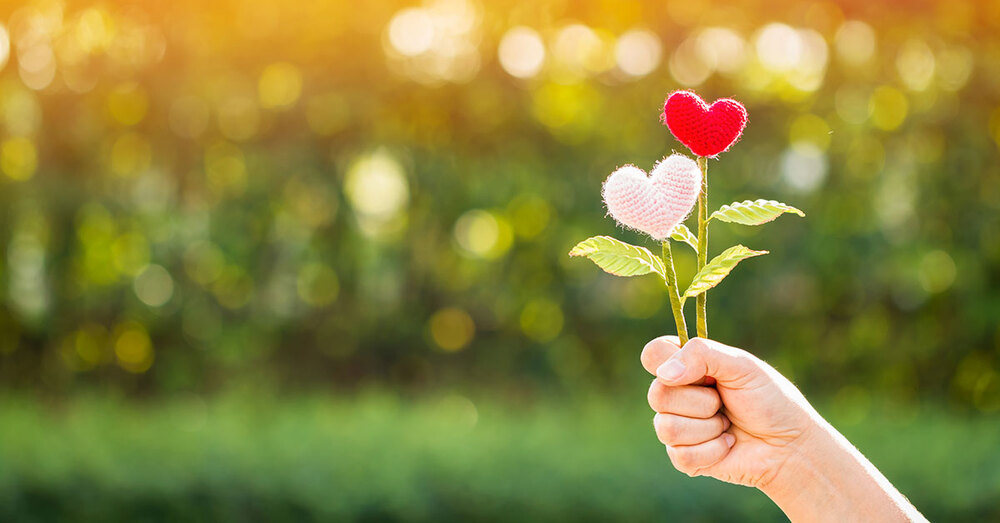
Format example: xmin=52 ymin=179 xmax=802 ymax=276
xmin=647 ymin=376 xmax=734 ymax=474
xmin=641 ymin=336 xmax=817 ymax=486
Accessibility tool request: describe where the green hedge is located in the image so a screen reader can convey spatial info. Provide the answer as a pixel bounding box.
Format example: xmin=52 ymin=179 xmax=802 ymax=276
xmin=0 ymin=393 xmax=997 ymax=522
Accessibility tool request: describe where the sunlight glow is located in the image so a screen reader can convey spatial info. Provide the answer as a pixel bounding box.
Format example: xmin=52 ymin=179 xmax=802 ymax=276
xmin=896 ymin=39 xmax=936 ymax=92
xmin=258 ymin=62 xmax=303 ymax=109
xmin=781 ymin=143 xmax=828 ymax=193
xmin=696 ymin=27 xmax=747 ymax=75
xmin=670 ymin=36 xmax=710 ymax=86
xmin=755 ymin=23 xmax=802 ymax=72
xmin=0 ymin=24 xmax=9 ymax=71
xmin=614 ymin=29 xmax=661 ymax=78
xmin=453 ymin=209 xmax=512 ymax=259
xmin=834 ymin=21 xmax=876 ymax=66
xmin=552 ymin=24 xmax=612 ymax=79
xmin=388 ymin=8 xmax=435 ymax=57
xmin=345 ymin=150 xmax=409 ymax=221
xmin=383 ymin=0 xmax=482 ymax=84
xmin=935 ymin=45 xmax=973 ymax=92
xmin=498 ymin=26 xmax=545 ymax=79
xmin=869 ymin=86 xmax=908 ymax=131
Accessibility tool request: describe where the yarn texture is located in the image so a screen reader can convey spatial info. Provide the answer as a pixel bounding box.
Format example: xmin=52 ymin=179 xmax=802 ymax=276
xmin=602 ymin=154 xmax=702 ymax=240
xmin=662 ymin=90 xmax=747 ymax=157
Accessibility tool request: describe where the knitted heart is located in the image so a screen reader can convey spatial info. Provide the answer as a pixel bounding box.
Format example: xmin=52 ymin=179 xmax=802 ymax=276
xmin=661 ymin=90 xmax=747 ymax=157
xmin=602 ymin=154 xmax=701 ymax=240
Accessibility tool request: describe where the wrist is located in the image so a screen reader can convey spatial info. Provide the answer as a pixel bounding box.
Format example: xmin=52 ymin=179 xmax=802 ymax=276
xmin=757 ymin=417 xmax=839 ymax=509
xmin=758 ymin=416 xmax=923 ymax=522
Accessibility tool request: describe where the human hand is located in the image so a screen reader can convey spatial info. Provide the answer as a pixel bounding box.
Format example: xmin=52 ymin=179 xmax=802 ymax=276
xmin=641 ymin=336 xmax=926 ymax=522
xmin=641 ymin=336 xmax=818 ymax=489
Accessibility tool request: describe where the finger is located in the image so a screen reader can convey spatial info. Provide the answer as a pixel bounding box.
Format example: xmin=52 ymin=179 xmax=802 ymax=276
xmin=647 ymin=380 xmax=722 ymax=418
xmin=656 ymin=337 xmax=758 ymax=387
xmin=641 ymin=336 xmax=681 ymax=375
xmin=654 ymin=412 xmax=730 ymax=446
xmin=665 ymin=432 xmax=736 ymax=477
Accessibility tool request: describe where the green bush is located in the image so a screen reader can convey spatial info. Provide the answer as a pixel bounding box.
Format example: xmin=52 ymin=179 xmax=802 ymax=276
xmin=0 ymin=393 xmax=997 ymax=521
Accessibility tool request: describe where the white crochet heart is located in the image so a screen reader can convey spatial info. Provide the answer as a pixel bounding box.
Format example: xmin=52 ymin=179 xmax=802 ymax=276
xmin=602 ymin=154 xmax=702 ymax=240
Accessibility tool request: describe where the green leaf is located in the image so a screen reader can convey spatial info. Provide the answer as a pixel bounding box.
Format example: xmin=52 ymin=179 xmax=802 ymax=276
xmin=670 ymin=224 xmax=698 ymax=253
xmin=569 ymin=236 xmax=666 ymax=279
xmin=709 ymin=199 xmax=805 ymax=226
xmin=682 ymin=245 xmax=768 ymax=300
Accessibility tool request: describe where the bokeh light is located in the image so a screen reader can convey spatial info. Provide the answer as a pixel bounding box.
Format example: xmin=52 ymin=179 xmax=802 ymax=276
xmin=134 ymin=264 xmax=175 ymax=307
xmin=453 ymin=209 xmax=513 ymax=259
xmin=498 ymin=26 xmax=545 ymax=79
xmin=520 ymin=298 xmax=564 ymax=342
xmin=755 ymin=23 xmax=803 ymax=72
xmin=896 ymin=39 xmax=936 ymax=92
xmin=258 ymin=62 xmax=303 ymax=109
xmin=696 ymin=27 xmax=747 ymax=75
xmin=869 ymin=85 xmax=909 ymax=131
xmin=344 ymin=150 xmax=409 ymax=226
xmin=383 ymin=0 xmax=482 ymax=84
xmin=107 ymin=82 xmax=148 ymax=125
xmin=297 ymin=263 xmax=340 ymax=307
xmin=388 ymin=8 xmax=436 ymax=57
xmin=669 ymin=35 xmax=710 ymax=86
xmin=1 ymin=137 xmax=37 ymax=180
xmin=113 ymin=321 xmax=153 ymax=373
xmin=0 ymin=23 xmax=10 ymax=70
xmin=0 ymin=1 xmax=996 ymax=519
xmin=834 ymin=21 xmax=876 ymax=66
xmin=753 ymin=23 xmax=828 ymax=92
xmin=614 ymin=28 xmax=661 ymax=78
xmin=551 ymin=24 xmax=613 ymax=80
xmin=428 ymin=307 xmax=475 ymax=351
xmin=781 ymin=143 xmax=828 ymax=193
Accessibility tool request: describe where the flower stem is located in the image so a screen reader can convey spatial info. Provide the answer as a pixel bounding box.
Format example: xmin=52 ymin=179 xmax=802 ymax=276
xmin=696 ymin=155 xmax=709 ymax=339
xmin=660 ymin=240 xmax=689 ymax=346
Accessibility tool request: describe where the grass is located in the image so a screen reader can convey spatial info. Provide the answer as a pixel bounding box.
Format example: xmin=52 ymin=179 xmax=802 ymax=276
xmin=0 ymin=391 xmax=997 ymax=522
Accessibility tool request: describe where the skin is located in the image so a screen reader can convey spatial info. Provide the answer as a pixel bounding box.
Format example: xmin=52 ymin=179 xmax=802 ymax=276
xmin=641 ymin=336 xmax=927 ymax=522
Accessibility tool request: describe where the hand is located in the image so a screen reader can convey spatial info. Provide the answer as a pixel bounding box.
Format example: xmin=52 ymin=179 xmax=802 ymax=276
xmin=641 ymin=336 xmax=817 ymax=488
xmin=641 ymin=336 xmax=926 ymax=522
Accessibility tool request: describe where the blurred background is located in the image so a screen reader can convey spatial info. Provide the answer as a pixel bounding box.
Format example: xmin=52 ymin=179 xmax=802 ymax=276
xmin=0 ymin=0 xmax=998 ymax=520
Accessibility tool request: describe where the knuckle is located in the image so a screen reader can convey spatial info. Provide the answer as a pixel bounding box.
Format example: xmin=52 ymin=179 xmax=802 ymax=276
xmin=640 ymin=344 xmax=655 ymax=369
xmin=712 ymin=416 xmax=729 ymax=437
xmin=686 ymin=337 xmax=711 ymax=354
xmin=703 ymin=390 xmax=722 ymax=413
xmin=654 ymin=414 xmax=679 ymax=442
xmin=731 ymin=351 xmax=758 ymax=371
xmin=670 ymin=448 xmax=697 ymax=471
xmin=641 ymin=336 xmax=676 ymax=374
xmin=646 ymin=380 xmax=662 ymax=410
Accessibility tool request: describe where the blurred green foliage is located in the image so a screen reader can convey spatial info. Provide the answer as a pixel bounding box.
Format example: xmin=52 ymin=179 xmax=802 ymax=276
xmin=0 ymin=0 xmax=999 ymax=518
xmin=0 ymin=0 xmax=996 ymax=407
xmin=1 ymin=394 xmax=999 ymax=521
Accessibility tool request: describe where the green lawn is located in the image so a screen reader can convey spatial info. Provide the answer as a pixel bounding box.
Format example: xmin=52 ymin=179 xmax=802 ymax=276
xmin=0 ymin=392 xmax=997 ymax=522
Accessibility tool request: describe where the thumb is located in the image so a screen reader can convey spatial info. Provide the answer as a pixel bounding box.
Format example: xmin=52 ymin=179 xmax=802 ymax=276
xmin=656 ymin=337 xmax=756 ymax=387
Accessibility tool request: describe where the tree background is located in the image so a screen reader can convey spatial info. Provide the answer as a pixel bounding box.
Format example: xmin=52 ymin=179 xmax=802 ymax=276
xmin=0 ymin=0 xmax=999 ymax=520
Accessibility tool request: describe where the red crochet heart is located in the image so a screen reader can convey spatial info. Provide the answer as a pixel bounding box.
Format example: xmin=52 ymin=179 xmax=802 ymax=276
xmin=661 ymin=91 xmax=747 ymax=158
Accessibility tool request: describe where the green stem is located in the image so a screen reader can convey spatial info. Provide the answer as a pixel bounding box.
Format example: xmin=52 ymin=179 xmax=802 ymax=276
xmin=661 ymin=241 xmax=689 ymax=346
xmin=696 ymin=156 xmax=709 ymax=339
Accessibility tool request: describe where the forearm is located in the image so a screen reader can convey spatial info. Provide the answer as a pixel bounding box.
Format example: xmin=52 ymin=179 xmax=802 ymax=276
xmin=760 ymin=418 xmax=926 ymax=522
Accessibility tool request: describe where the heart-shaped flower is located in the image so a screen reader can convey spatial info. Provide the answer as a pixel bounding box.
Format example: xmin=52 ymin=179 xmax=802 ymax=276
xmin=662 ymin=90 xmax=747 ymax=157
xmin=602 ymin=154 xmax=702 ymax=240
